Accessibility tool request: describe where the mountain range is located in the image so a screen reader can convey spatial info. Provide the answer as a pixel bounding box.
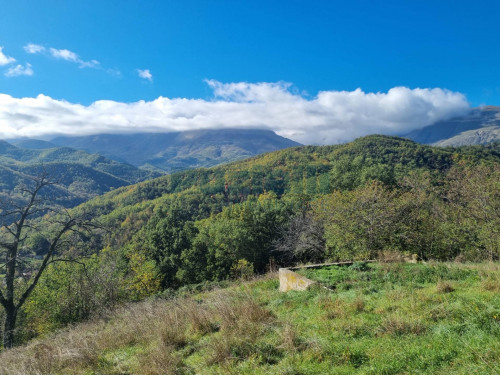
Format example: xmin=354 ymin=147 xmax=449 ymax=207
xmin=62 ymin=134 xmax=500 ymax=262
xmin=0 ymin=140 xmax=159 ymax=209
xmin=404 ymin=106 xmax=500 ymax=146
xmin=0 ymin=129 xmax=300 ymax=210
xmin=2 ymin=107 xmax=499 ymax=210
xmin=35 ymin=129 xmax=300 ymax=173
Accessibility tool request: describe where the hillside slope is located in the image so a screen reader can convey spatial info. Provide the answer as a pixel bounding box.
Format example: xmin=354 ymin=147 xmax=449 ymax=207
xmin=1 ymin=262 xmax=498 ymax=374
xmin=70 ymin=135 xmax=500 ymax=261
xmin=51 ymin=129 xmax=301 ymax=172
xmin=405 ymin=106 xmax=500 ymax=146
xmin=433 ymin=126 xmax=500 ymax=147
xmin=3 ymin=135 xmax=499 ymax=352
xmin=82 ymin=134 xmax=500 ymax=209
xmin=0 ymin=141 xmax=159 ymax=208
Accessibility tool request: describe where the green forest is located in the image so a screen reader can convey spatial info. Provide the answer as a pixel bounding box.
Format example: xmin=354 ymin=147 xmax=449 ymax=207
xmin=0 ymin=140 xmax=159 ymax=211
xmin=1 ymin=135 xmax=499 ymax=348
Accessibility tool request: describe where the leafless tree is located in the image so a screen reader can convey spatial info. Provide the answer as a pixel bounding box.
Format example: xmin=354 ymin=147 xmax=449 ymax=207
xmin=0 ymin=171 xmax=98 ymax=349
xmin=273 ymin=212 xmax=326 ymax=265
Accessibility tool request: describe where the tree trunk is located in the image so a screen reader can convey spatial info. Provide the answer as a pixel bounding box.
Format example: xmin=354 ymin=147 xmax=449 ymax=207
xmin=2 ymin=304 xmax=16 ymax=349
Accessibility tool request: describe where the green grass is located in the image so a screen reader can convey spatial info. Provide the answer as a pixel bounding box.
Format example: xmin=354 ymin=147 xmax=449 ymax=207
xmin=1 ymin=262 xmax=499 ymax=374
xmin=297 ymin=261 xmax=481 ymax=291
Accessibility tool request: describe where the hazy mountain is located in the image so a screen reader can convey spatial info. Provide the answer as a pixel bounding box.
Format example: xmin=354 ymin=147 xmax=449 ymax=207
xmin=51 ymin=129 xmax=301 ymax=172
xmin=0 ymin=141 xmax=159 ymax=208
xmin=9 ymin=138 xmax=58 ymax=149
xmin=405 ymin=106 xmax=500 ymax=146
xmin=432 ymin=126 xmax=500 ymax=147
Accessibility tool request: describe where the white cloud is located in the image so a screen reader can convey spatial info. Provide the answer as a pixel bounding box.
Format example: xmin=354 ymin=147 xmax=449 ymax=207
xmin=79 ymin=59 xmax=100 ymax=68
xmin=49 ymin=47 xmax=100 ymax=68
xmin=0 ymin=81 xmax=470 ymax=144
xmin=24 ymin=43 xmax=46 ymax=54
xmin=137 ymin=69 xmax=152 ymax=81
xmin=23 ymin=43 xmax=100 ymax=69
xmin=4 ymin=63 xmax=33 ymax=77
xmin=0 ymin=47 xmax=16 ymax=66
xmin=49 ymin=48 xmax=79 ymax=62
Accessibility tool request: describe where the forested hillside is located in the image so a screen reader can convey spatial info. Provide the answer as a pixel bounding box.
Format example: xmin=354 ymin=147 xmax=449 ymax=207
xmin=1 ymin=135 xmax=499 ymax=346
xmin=0 ymin=140 xmax=159 ymax=208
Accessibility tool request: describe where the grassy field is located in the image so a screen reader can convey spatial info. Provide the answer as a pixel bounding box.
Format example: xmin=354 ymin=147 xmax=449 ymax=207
xmin=1 ymin=262 xmax=499 ymax=374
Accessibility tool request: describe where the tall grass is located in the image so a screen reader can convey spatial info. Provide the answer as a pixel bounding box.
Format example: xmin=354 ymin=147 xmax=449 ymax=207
xmin=1 ymin=263 xmax=499 ymax=374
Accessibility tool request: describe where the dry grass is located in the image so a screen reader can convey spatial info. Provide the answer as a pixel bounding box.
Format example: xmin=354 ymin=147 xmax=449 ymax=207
xmin=184 ymin=300 xmax=218 ymax=335
xmin=351 ymin=296 xmax=366 ymax=313
xmin=318 ymin=296 xmax=348 ymax=320
xmin=137 ymin=342 xmax=187 ymax=375
xmin=482 ymin=278 xmax=500 ymax=292
xmin=436 ymin=280 xmax=455 ymax=294
xmin=204 ymin=290 xmax=276 ymax=365
xmin=0 ymin=290 xmax=274 ymax=374
xmin=0 ymin=321 xmax=102 ymax=375
xmin=377 ymin=250 xmax=408 ymax=263
xmin=481 ymin=275 xmax=500 ymax=292
xmin=279 ymin=323 xmax=307 ymax=353
xmin=377 ymin=315 xmax=427 ymax=337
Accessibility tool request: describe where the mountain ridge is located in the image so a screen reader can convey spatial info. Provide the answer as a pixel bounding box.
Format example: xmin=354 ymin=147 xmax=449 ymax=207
xmin=0 ymin=141 xmax=159 ymax=209
xmin=50 ymin=128 xmax=301 ymax=172
xmin=404 ymin=106 xmax=500 ymax=146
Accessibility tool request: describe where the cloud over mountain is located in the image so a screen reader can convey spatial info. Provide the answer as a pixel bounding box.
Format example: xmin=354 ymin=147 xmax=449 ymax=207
xmin=0 ymin=81 xmax=470 ymax=144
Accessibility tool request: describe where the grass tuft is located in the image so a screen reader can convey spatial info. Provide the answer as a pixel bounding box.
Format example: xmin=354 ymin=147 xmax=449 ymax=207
xmin=436 ymin=280 xmax=455 ymax=294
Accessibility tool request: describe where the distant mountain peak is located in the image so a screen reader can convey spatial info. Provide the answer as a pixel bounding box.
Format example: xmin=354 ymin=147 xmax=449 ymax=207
xmin=404 ymin=106 xmax=500 ymax=146
xmin=9 ymin=139 xmax=57 ymax=150
xmin=51 ymin=128 xmax=300 ymax=172
xmin=478 ymin=105 xmax=500 ymax=111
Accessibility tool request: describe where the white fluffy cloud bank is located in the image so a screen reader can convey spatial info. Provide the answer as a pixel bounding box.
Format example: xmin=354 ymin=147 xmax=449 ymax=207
xmin=0 ymin=81 xmax=470 ymax=144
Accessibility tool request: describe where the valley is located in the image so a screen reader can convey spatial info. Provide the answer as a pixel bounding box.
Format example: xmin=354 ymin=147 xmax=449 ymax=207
xmin=0 ymin=140 xmax=158 ymax=210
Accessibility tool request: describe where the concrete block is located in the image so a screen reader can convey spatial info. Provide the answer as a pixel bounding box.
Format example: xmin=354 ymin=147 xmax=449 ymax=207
xmin=279 ymin=268 xmax=315 ymax=292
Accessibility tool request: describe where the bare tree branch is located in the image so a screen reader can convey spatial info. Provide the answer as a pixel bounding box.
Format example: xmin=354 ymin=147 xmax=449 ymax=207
xmin=16 ymin=218 xmax=76 ymax=311
xmin=0 ymin=169 xmax=99 ymax=348
xmin=2 ymin=224 xmax=16 ymax=237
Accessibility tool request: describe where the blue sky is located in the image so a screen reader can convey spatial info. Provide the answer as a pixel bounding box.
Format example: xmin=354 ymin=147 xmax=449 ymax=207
xmin=0 ymin=1 xmax=498 ymax=143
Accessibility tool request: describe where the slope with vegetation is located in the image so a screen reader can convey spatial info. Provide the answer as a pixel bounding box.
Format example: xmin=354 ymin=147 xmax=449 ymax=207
xmin=1 ymin=262 xmax=499 ymax=374
xmin=405 ymin=105 xmax=500 ymax=146
xmin=0 ymin=140 xmax=159 ymax=208
xmin=1 ymin=135 xmax=499 ymax=349
xmin=433 ymin=126 xmax=500 ymax=147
